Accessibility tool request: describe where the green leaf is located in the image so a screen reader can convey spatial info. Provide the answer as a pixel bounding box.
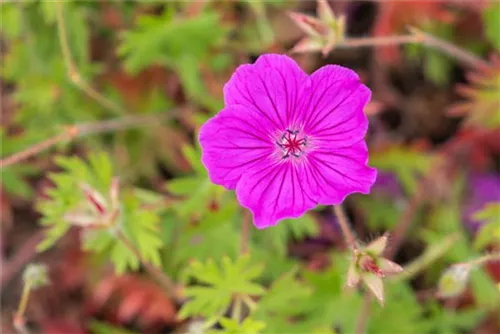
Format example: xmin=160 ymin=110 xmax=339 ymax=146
xmin=356 ymin=195 xmax=401 ymax=230
xmin=483 ymin=1 xmax=500 ymax=50
xmin=371 ymin=147 xmax=431 ymax=194
xmin=368 ymin=282 xmax=428 ymax=333
xmin=118 ymin=8 xmax=227 ymax=111
xmin=37 ymin=153 xmax=163 ymax=273
xmin=83 ymin=192 xmax=163 ymax=274
xmin=179 ymin=255 xmax=265 ymax=321
xmin=253 ymin=214 xmax=318 ymax=257
xmin=254 ymin=268 xmax=312 ymax=330
xmin=0 ymin=3 xmax=23 ymax=40
xmin=181 ymin=143 xmax=206 ymax=176
xmin=208 ymin=317 xmax=266 ymax=334
xmin=119 ymin=10 xmax=227 ymax=73
xmin=425 ymin=181 xmax=500 ymax=309
xmin=473 ymin=202 xmax=500 ymax=249
xmin=423 ymin=302 xmax=486 ymax=334
xmin=38 ymin=1 xmax=58 ymax=25
xmin=167 ymin=177 xmax=225 ymax=221
xmin=167 ymin=177 xmax=202 ymax=196
xmin=406 ymin=22 xmax=455 ymax=86
xmin=89 ymin=321 xmax=139 ymax=334
xmin=300 ymin=259 xmax=362 ymax=333
xmin=425 ymin=49 xmax=452 ymax=86
xmin=171 ymin=198 xmax=240 ymax=269
xmin=166 ymin=144 xmax=226 ymax=219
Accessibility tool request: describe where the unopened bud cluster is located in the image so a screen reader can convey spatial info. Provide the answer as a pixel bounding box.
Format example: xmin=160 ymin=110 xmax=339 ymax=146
xmin=23 ymin=263 xmax=49 ymax=288
xmin=347 ymin=234 xmax=403 ymax=305
xmin=288 ymin=0 xmax=346 ymax=56
xmin=437 ymin=264 xmax=470 ymax=298
xmin=63 ymin=177 xmax=120 ymax=229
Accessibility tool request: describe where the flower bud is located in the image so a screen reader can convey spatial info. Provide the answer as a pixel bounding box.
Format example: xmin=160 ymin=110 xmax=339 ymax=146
xmin=288 ymin=0 xmax=346 ymax=56
xmin=23 ymin=263 xmax=49 ymax=289
xmin=437 ymin=264 xmax=470 ymax=298
xmin=346 ymin=234 xmax=403 ymax=305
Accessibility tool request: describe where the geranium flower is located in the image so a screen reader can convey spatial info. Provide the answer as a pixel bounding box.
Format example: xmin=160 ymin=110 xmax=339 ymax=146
xmin=199 ymin=54 xmax=377 ymax=228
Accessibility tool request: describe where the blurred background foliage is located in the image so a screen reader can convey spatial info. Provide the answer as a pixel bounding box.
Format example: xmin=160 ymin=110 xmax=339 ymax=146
xmin=1 ymin=1 xmax=499 ymax=333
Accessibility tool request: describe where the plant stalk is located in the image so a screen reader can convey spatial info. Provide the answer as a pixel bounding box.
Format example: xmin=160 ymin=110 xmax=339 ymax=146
xmin=333 ymin=205 xmax=357 ymax=250
xmin=116 ymin=230 xmax=180 ymax=302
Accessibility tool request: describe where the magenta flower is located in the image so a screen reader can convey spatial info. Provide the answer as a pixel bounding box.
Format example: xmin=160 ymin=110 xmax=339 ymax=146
xmin=199 ymin=54 xmax=377 ymax=228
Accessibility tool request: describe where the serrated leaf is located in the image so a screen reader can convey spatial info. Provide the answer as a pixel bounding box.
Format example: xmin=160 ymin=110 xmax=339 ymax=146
xmin=119 ymin=10 xmax=227 ymax=74
xmin=270 ymin=255 xmax=362 ymax=333
xmin=368 ymin=282 xmax=427 ymax=333
xmin=253 ymin=214 xmax=318 ymax=258
xmin=473 ymin=202 xmax=500 ymax=249
xmin=179 ymin=256 xmax=265 ymax=321
xmin=254 ymin=268 xmax=312 ymax=320
xmin=181 ymin=144 xmax=206 ymax=176
xmin=37 ymin=153 xmax=163 ymax=273
xmin=423 ymin=302 xmax=486 ymax=334
xmin=371 ymin=146 xmax=431 ymax=194
xmin=170 ymin=198 xmax=240 ymax=270
xmin=118 ymin=9 xmax=227 ymax=111
xmin=83 ymin=192 xmax=163 ymax=274
xmin=208 ymin=317 xmax=266 ymax=334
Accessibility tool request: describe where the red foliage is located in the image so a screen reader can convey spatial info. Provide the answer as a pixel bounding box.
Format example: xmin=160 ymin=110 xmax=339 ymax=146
xmin=443 ymin=128 xmax=500 ymax=171
xmin=39 ymin=318 xmax=88 ymax=334
xmin=88 ymin=274 xmax=177 ymax=331
xmin=373 ymin=1 xmax=450 ymax=63
xmin=103 ymin=67 xmax=181 ymax=109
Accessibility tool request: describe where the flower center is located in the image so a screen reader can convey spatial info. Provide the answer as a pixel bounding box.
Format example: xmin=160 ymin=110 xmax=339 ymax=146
xmin=276 ymin=129 xmax=308 ymax=159
xmin=359 ymin=255 xmax=385 ymax=278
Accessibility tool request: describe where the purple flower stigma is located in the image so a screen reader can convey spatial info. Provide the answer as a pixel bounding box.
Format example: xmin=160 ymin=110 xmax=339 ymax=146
xmin=277 ymin=129 xmax=309 ymax=159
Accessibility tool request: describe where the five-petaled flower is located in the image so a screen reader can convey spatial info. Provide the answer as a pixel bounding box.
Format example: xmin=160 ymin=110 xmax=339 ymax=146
xmin=347 ymin=234 xmax=403 ymax=305
xmin=199 ymin=54 xmax=377 ymax=228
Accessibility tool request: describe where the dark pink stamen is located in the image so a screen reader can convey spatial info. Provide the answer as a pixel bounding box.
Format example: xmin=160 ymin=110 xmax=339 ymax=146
xmin=277 ymin=129 xmax=307 ymax=159
xmin=85 ymin=192 xmax=106 ymax=215
xmin=361 ymin=258 xmax=385 ymax=278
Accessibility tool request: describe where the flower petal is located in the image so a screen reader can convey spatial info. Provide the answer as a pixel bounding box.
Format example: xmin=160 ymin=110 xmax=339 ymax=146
xmin=223 ymin=54 xmax=308 ymax=128
xmin=363 ymin=274 xmax=385 ymax=305
xmin=378 ymin=258 xmax=404 ymax=275
xmin=304 ymin=140 xmax=377 ymax=204
xmin=365 ymin=233 xmax=388 ymax=256
xmin=64 ymin=212 xmax=97 ymax=227
xmin=346 ymin=260 xmax=361 ymax=287
xmin=235 ymin=162 xmax=317 ymax=229
xmin=311 ymin=86 xmax=371 ymax=149
xmin=199 ymin=105 xmax=275 ymax=189
xmin=301 ymin=65 xmax=370 ymax=143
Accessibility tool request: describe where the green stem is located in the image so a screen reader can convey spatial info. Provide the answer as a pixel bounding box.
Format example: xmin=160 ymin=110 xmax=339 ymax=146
xmin=241 ymin=294 xmax=258 ymax=313
xmin=466 ymin=252 xmax=500 ymax=268
xmin=333 ymin=205 xmax=357 ymax=250
xmin=241 ymin=209 xmax=251 ymax=255
xmin=392 ymin=233 xmax=460 ymax=281
xmin=14 ymin=280 xmax=32 ymax=333
xmin=116 ymin=230 xmax=180 ymax=302
xmin=232 ymin=295 xmax=242 ymax=323
xmin=55 ymin=1 xmax=124 ymax=115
